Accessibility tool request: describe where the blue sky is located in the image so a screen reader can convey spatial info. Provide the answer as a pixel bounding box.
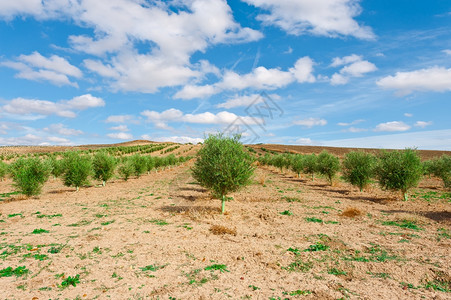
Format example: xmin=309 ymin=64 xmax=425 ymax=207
xmin=0 ymin=0 xmax=450 ymax=149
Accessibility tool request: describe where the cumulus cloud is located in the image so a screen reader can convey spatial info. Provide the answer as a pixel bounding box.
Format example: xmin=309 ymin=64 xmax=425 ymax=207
xmin=414 ymin=121 xmax=432 ymax=128
xmin=295 ymin=137 xmax=313 ymax=145
xmin=337 ymin=119 xmax=365 ymax=126
xmin=374 ymin=121 xmax=411 ymax=132
xmin=174 ymin=85 xmax=219 ymax=100
xmin=107 ymin=132 xmax=133 ymax=140
xmin=293 ymin=117 xmax=327 ymax=128
xmin=109 ymin=125 xmax=129 ymax=132
xmin=376 ymin=67 xmax=451 ymax=95
xmin=0 ymin=0 xmax=262 ymax=93
xmin=330 ymin=54 xmax=377 ymax=85
xmin=1 ymin=51 xmax=82 ymax=87
xmin=404 ymin=113 xmax=413 ymax=117
xmin=141 ymin=108 xmax=262 ymax=129
xmin=345 ymin=127 xmax=368 ymax=133
xmin=242 ymin=0 xmax=374 ymax=39
xmin=142 ymin=135 xmax=204 ymax=144
xmin=43 ymin=123 xmax=83 ymax=136
xmin=104 ymin=115 xmax=135 ymax=123
xmin=0 ymin=94 xmax=104 ymax=119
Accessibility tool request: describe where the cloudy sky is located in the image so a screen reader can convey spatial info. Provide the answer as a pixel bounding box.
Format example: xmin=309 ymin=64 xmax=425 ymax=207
xmin=0 ymin=0 xmax=450 ymax=149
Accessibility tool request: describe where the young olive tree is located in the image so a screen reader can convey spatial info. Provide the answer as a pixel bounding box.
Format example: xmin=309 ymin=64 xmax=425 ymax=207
xmin=118 ymin=158 xmax=134 ymax=181
xmin=427 ymin=155 xmax=451 ymax=189
xmin=290 ymin=154 xmax=304 ymax=178
xmin=317 ymin=151 xmax=340 ymax=185
xmin=47 ymin=157 xmax=65 ymax=180
xmin=9 ymin=158 xmax=51 ymax=197
xmin=303 ymin=154 xmax=318 ymax=181
xmin=342 ymin=151 xmax=376 ymax=192
xmin=92 ymin=151 xmax=117 ymax=186
xmin=192 ymin=134 xmax=254 ymax=214
xmin=0 ymin=161 xmax=8 ymax=181
xmin=375 ymin=149 xmax=422 ymax=201
xmin=62 ymin=152 xmax=92 ymax=191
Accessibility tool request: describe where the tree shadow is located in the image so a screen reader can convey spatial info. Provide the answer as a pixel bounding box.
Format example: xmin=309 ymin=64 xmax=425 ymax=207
xmin=381 ymin=209 xmax=451 ymax=223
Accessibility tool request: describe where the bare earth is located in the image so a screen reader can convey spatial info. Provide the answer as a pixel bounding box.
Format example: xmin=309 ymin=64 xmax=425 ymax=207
xmin=0 ymin=144 xmax=450 ymax=300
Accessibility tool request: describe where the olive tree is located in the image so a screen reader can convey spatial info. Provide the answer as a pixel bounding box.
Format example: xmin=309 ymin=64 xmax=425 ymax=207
xmin=192 ymin=134 xmax=254 ymax=214
xmin=375 ymin=149 xmax=422 ymax=200
xmin=9 ymin=158 xmax=51 ymax=196
xmin=62 ymin=152 xmax=92 ymax=191
xmin=92 ymin=151 xmax=117 ymax=186
xmin=302 ymin=154 xmax=318 ymax=181
xmin=0 ymin=161 xmax=8 ymax=181
xmin=290 ymin=154 xmax=304 ymax=178
xmin=317 ymin=151 xmax=340 ymax=185
xmin=342 ymin=151 xmax=376 ymax=192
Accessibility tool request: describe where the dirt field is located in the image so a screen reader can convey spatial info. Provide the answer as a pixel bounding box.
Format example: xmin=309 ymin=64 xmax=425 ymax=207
xmin=0 ymin=144 xmax=450 ymax=299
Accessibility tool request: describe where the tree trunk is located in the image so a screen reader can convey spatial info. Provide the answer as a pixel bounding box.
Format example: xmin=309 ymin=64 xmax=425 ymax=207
xmin=221 ymin=195 xmax=226 ymax=214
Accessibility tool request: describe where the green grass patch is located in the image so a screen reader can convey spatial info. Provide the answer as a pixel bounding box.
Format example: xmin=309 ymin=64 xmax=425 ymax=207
xmin=305 ymin=217 xmax=323 ymax=223
xmin=32 ymin=228 xmax=49 ymax=234
xmin=204 ymin=264 xmax=229 ymax=273
xmin=0 ymin=266 xmax=29 ymax=277
xmin=381 ymin=220 xmax=423 ymax=231
xmin=149 ymin=219 xmax=169 ymax=226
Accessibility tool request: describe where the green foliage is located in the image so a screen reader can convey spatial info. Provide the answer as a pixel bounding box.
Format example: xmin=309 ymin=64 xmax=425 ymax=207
xmin=60 ymin=274 xmax=80 ymax=288
xmin=145 ymin=156 xmax=155 ymax=173
xmin=427 ymin=155 xmax=451 ymax=189
xmin=290 ymin=154 xmax=304 ymax=177
xmin=192 ymin=134 xmax=254 ymax=214
xmin=317 ymin=151 xmax=340 ymax=185
xmin=32 ymin=228 xmax=49 ymax=234
xmin=9 ymin=157 xmax=51 ymax=196
xmin=92 ymin=151 xmax=117 ymax=186
xmin=342 ymin=151 xmax=376 ymax=191
xmin=140 ymin=264 xmax=167 ymax=272
xmin=118 ymin=159 xmax=134 ymax=181
xmin=47 ymin=157 xmax=65 ymax=179
xmin=204 ymin=264 xmax=229 ymax=273
xmin=304 ymin=242 xmax=329 ymax=252
xmin=302 ymin=154 xmax=318 ymax=181
xmin=62 ymin=152 xmax=92 ymax=191
xmin=130 ymin=154 xmax=147 ymax=177
xmin=0 ymin=161 xmax=8 ymax=180
xmin=0 ymin=266 xmax=29 ymax=277
xmin=375 ymin=149 xmax=423 ymax=200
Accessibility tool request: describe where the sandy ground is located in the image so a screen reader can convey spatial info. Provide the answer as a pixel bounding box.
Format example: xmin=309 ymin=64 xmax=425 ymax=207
xmin=0 ymin=159 xmax=450 ymax=299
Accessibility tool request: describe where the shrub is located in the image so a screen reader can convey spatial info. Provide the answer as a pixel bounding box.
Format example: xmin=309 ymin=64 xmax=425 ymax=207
xmin=145 ymin=156 xmax=155 ymax=174
xmin=302 ymin=154 xmax=318 ymax=181
xmin=192 ymin=134 xmax=254 ymax=214
xmin=118 ymin=159 xmax=134 ymax=181
xmin=317 ymin=151 xmax=340 ymax=185
xmin=290 ymin=154 xmax=304 ymax=178
xmin=48 ymin=157 xmax=65 ymax=179
xmin=9 ymin=158 xmax=51 ymax=196
xmin=342 ymin=151 xmax=376 ymax=191
xmin=92 ymin=151 xmax=117 ymax=186
xmin=375 ymin=149 xmax=423 ymax=200
xmin=62 ymin=152 xmax=92 ymax=191
xmin=427 ymin=155 xmax=451 ymax=189
xmin=0 ymin=161 xmax=8 ymax=181
xmin=130 ymin=154 xmax=146 ymax=177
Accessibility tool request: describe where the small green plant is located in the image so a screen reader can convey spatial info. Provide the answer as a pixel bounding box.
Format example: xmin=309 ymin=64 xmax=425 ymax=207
xmin=0 ymin=266 xmax=29 ymax=277
xmin=381 ymin=220 xmax=423 ymax=231
xmin=304 ymin=242 xmax=329 ymax=252
xmin=282 ymin=259 xmax=313 ymax=272
xmin=328 ymin=268 xmax=347 ymax=276
xmin=149 ymin=219 xmax=168 ymax=225
xmin=305 ymin=217 xmax=323 ymax=223
xmin=60 ymin=274 xmax=80 ymax=288
xmin=342 ymin=151 xmax=376 ymax=191
xmin=92 ymin=151 xmax=117 ymax=186
xmin=32 ymin=228 xmax=49 ymax=234
xmin=192 ymin=134 xmax=254 ymax=214
xmin=375 ymin=149 xmax=423 ymax=201
xmin=287 ymin=290 xmax=312 ymax=296
xmin=9 ymin=158 xmax=51 ymax=196
xmin=280 ymin=210 xmax=293 ymax=216
xmin=140 ymin=264 xmax=167 ymax=272
xmin=204 ymin=264 xmax=229 ymax=273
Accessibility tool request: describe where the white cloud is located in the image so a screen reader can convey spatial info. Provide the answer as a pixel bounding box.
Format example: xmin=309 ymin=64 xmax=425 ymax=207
xmin=374 ymin=121 xmax=411 ymax=132
xmin=243 ymin=0 xmax=374 ymax=39
xmin=109 ymin=125 xmax=129 ymax=132
xmin=1 ymin=52 xmax=81 ymax=87
xmin=330 ymin=54 xmax=377 ymax=85
xmin=376 ymin=66 xmax=451 ymax=95
xmin=219 ymin=66 xmax=295 ymax=90
xmin=43 ymin=123 xmax=83 ymax=136
xmin=0 ymin=0 xmax=43 ymax=20
xmin=414 ymin=121 xmax=432 ymax=128
xmin=0 ymin=0 xmax=262 ymax=93
xmin=142 ymin=135 xmax=204 ymax=144
xmin=293 ymin=117 xmax=327 ymax=128
xmin=404 ymin=113 xmax=413 ymax=117
xmin=0 ymin=94 xmax=104 ymax=119
xmin=105 ymin=115 xmax=135 ymax=123
xmin=173 ymin=85 xmax=218 ymax=100
xmin=289 ymin=57 xmax=316 ymax=83
xmin=295 ymin=137 xmax=313 ymax=145
xmin=346 ymin=127 xmax=368 ymax=133
xmin=217 ymin=93 xmax=280 ymax=109
xmin=107 ymin=132 xmax=133 ymax=140
xmin=337 ymin=119 xmax=364 ymax=126
xmin=0 ymin=134 xmax=72 ymax=146
xmin=442 ymin=49 xmax=451 ymax=56
xmin=141 ymin=108 xmax=262 ymax=129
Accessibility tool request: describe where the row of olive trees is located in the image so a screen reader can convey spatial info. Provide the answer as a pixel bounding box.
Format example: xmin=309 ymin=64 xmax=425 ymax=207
xmin=259 ymin=149 xmax=450 ymax=201
xmin=2 ymin=152 xmax=191 ymax=197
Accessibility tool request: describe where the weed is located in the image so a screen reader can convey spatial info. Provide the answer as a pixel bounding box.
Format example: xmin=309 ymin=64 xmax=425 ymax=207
xmin=279 ymin=210 xmax=293 ymax=216
xmin=328 ymin=268 xmax=347 ymax=276
xmin=437 ymin=228 xmax=451 ymax=241
xmin=382 ymin=220 xmax=423 ymax=231
xmin=36 ymin=213 xmax=62 ymax=219
xmin=305 ymin=217 xmax=323 ymax=223
xmin=149 ymin=219 xmax=169 ymax=226
xmin=286 ymin=290 xmax=312 ymax=296
xmin=32 ymin=228 xmax=49 ymax=234
xmin=283 ymin=196 xmax=301 ymax=203
xmin=48 ymin=246 xmax=62 ymax=254
xmin=140 ymin=264 xmax=167 ymax=272
xmin=100 ymin=220 xmax=115 ymax=226
xmin=8 ymin=213 xmax=23 ymax=218
xmin=0 ymin=266 xmax=29 ymax=277
xmin=33 ymin=254 xmax=48 ymax=261
xmin=287 ymin=247 xmax=301 ymax=255
xmin=204 ymin=264 xmax=229 ymax=273
xmin=249 ymin=285 xmax=260 ymax=291
xmin=67 ymin=220 xmax=92 ymax=227
xmin=282 ymin=259 xmax=313 ymax=272
xmin=60 ymin=274 xmax=80 ymax=288
xmin=304 ymin=242 xmax=329 ymax=252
